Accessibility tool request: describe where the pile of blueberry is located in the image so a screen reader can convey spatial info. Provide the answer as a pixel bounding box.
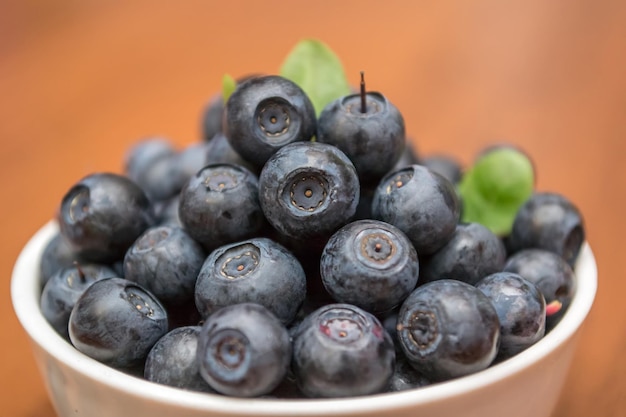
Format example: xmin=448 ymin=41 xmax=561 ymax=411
xmin=39 ymin=67 xmax=585 ymax=399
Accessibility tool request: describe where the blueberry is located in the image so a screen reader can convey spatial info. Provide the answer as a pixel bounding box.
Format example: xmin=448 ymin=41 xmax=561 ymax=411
xmin=503 ymin=249 xmax=575 ymax=329
xmin=259 ymin=141 xmax=360 ymax=241
xmin=508 ymin=192 xmax=585 ymax=267
xmin=372 ymin=164 xmax=461 ymax=255
xmin=397 ymin=279 xmax=500 ymax=382
xmin=39 ymin=231 xmax=86 ymax=288
xmin=144 ymin=326 xmax=215 ymax=392
xmin=69 ymin=277 xmax=169 ymax=368
xmin=291 ymin=303 xmax=395 ymax=398
xmin=58 ymin=173 xmax=155 ymax=263
xmin=40 ymin=263 xmax=117 ymax=338
xmin=476 ymin=272 xmax=546 ymax=360
xmin=123 ymin=225 xmax=205 ymax=305
xmin=178 ymin=163 xmax=266 ymax=252
xmin=419 ymin=222 xmax=506 ymax=285
xmin=320 ymin=219 xmax=419 ymax=314
xmin=196 ymin=303 xmax=291 ymax=397
xmin=224 ymin=75 xmax=317 ymax=168
xmin=195 ymin=237 xmax=306 ymax=325
xmin=124 ymin=137 xmax=176 ymax=185
xmin=317 ymin=82 xmax=406 ymax=186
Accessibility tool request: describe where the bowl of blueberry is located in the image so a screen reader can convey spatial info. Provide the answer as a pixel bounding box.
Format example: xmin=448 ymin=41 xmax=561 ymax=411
xmin=12 ymin=39 xmax=597 ymax=417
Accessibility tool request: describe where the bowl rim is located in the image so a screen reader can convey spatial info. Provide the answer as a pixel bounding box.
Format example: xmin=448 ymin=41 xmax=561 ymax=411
xmin=11 ymin=220 xmax=598 ymax=415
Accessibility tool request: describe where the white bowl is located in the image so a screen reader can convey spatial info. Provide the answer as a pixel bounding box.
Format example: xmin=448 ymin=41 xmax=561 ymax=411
xmin=12 ymin=221 xmax=597 ymax=417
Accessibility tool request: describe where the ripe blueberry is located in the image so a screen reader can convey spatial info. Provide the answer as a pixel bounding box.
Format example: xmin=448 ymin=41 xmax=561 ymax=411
xmin=508 ymin=192 xmax=585 ymax=267
xmin=397 ymin=279 xmax=500 ymax=382
xmin=123 ymin=225 xmax=206 ymax=306
xmin=259 ymin=141 xmax=360 ymax=241
xmin=69 ymin=277 xmax=169 ymax=369
xmin=196 ymin=303 xmax=291 ymax=397
xmin=476 ymin=272 xmax=546 ymax=360
xmin=58 ymin=173 xmax=154 ymax=263
xmin=144 ymin=326 xmax=215 ymax=392
xmin=224 ymin=75 xmax=316 ymax=168
xmin=195 ymin=237 xmax=306 ymax=325
xmin=178 ymin=163 xmax=266 ymax=252
xmin=320 ymin=219 xmax=419 ymax=314
xmin=291 ymin=303 xmax=395 ymax=398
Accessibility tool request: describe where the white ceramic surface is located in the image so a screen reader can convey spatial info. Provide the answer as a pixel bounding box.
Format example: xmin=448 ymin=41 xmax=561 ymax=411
xmin=12 ymin=221 xmax=598 ymax=417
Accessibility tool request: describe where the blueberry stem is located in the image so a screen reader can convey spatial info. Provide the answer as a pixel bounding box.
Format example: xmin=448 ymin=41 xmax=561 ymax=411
xmin=73 ymin=261 xmax=87 ymax=284
xmin=545 ymin=300 xmax=563 ymax=316
xmin=360 ymin=71 xmax=367 ymax=113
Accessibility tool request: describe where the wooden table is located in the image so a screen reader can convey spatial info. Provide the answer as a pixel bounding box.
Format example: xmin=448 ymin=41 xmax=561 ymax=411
xmin=2 ymin=1 xmax=625 ymax=415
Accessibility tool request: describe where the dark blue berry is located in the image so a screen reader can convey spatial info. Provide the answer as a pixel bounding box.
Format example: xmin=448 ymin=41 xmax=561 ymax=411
xmin=69 ymin=277 xmax=169 ymax=368
xmin=259 ymin=141 xmax=360 ymax=241
xmin=372 ymin=164 xmax=461 ymax=255
xmin=195 ymin=237 xmax=306 ymax=325
xmin=224 ymin=75 xmax=316 ymax=168
xmin=320 ymin=219 xmax=419 ymax=314
xmin=58 ymin=173 xmax=155 ymax=263
xmin=124 ymin=137 xmax=176 ymax=186
xmin=397 ymin=279 xmax=500 ymax=382
xmin=39 ymin=231 xmax=86 ymax=288
xmin=508 ymin=192 xmax=585 ymax=267
xmin=291 ymin=303 xmax=395 ymax=398
xmin=178 ymin=163 xmax=266 ymax=252
xmin=196 ymin=303 xmax=291 ymax=397
xmin=476 ymin=272 xmax=546 ymax=360
xmin=144 ymin=326 xmax=215 ymax=392
xmin=123 ymin=225 xmax=205 ymax=305
xmin=419 ymin=222 xmax=506 ymax=285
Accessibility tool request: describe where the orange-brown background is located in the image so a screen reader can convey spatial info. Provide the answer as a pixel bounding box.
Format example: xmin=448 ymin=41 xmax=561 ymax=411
xmin=1 ymin=1 xmax=625 ymax=416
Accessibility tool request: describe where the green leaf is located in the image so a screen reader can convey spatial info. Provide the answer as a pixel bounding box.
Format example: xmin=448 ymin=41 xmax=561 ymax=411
xmin=280 ymin=39 xmax=351 ymax=116
xmin=221 ymin=73 xmax=237 ymax=103
xmin=458 ymin=147 xmax=535 ymax=235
